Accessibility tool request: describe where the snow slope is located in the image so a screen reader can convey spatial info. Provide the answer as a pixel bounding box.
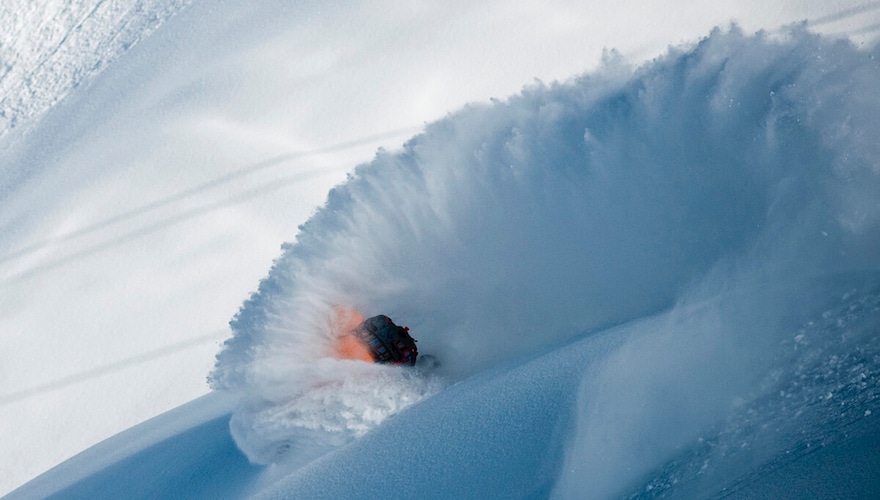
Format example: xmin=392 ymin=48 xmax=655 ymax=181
xmin=10 ymin=280 xmax=880 ymax=498
xmin=10 ymin=25 xmax=880 ymax=499
xmin=3 ymin=0 xmax=880 ymax=497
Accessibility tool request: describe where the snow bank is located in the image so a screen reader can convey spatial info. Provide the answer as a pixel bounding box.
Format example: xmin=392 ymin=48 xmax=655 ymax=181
xmin=5 ymin=393 xmax=261 ymax=500
xmin=209 ymin=26 xmax=880 ymax=494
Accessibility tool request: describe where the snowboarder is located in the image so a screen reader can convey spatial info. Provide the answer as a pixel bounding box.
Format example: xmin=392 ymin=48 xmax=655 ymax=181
xmin=350 ymin=314 xmax=418 ymax=366
xmin=332 ymin=309 xmax=418 ymax=366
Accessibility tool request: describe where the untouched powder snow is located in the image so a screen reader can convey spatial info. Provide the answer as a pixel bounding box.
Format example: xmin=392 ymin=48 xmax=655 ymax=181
xmin=7 ymin=392 xmax=260 ymax=499
xmin=8 ymin=18 xmax=880 ymax=500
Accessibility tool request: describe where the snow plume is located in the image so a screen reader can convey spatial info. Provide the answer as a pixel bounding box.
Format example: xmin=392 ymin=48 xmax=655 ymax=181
xmin=553 ymin=30 xmax=880 ymax=498
xmin=210 ymin=26 xmax=880 ymax=481
xmin=229 ymin=359 xmax=441 ymax=465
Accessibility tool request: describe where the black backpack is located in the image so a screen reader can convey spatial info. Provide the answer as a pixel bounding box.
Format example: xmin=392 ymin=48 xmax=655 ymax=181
xmin=355 ymin=315 xmax=418 ymax=366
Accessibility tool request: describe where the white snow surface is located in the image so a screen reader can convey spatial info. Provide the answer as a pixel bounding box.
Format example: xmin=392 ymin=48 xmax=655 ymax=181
xmin=3 ymin=0 xmax=880 ymax=497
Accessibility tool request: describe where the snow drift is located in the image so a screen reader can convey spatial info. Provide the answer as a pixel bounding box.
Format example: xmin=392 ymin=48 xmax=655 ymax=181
xmin=205 ymin=26 xmax=880 ymax=495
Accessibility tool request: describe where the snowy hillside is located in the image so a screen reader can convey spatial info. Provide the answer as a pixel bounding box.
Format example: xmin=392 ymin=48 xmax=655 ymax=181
xmin=8 ymin=24 xmax=880 ymax=499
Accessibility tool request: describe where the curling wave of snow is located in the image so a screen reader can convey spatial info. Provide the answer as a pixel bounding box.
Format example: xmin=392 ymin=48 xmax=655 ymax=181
xmin=204 ymin=26 xmax=880 ymax=497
